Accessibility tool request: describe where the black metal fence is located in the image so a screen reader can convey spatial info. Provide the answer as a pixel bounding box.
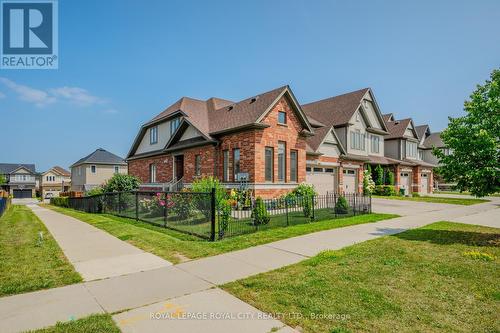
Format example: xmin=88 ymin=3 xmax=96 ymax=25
xmin=0 ymin=197 xmax=10 ymax=218
xmin=60 ymin=191 xmax=371 ymax=241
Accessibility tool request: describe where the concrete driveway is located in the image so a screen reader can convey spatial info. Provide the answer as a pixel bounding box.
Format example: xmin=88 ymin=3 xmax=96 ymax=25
xmin=371 ymin=197 xmax=455 ymax=216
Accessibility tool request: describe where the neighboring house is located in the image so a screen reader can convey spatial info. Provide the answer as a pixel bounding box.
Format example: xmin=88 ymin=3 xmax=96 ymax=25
xmin=127 ymin=85 xmax=314 ymax=198
xmin=383 ymin=114 xmax=435 ymax=194
xmin=70 ymin=148 xmax=127 ymax=191
xmin=40 ymin=166 xmax=71 ymax=198
xmin=0 ymin=163 xmax=38 ymax=198
xmin=301 ymin=88 xmax=391 ymax=194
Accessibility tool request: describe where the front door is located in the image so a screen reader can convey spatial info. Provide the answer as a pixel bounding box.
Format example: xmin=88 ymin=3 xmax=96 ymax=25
xmin=421 ymin=173 xmax=429 ymax=194
xmin=174 ymin=155 xmax=184 ymax=180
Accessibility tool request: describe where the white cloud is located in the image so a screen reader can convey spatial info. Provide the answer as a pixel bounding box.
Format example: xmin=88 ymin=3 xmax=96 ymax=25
xmin=49 ymin=87 xmax=106 ymax=106
xmin=102 ymin=108 xmax=119 ymax=114
xmin=0 ymin=77 xmax=56 ymax=107
xmin=0 ymin=78 xmax=106 ymax=108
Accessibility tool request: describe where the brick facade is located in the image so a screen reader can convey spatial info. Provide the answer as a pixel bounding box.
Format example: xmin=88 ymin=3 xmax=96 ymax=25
xmin=128 ymin=96 xmax=309 ymax=199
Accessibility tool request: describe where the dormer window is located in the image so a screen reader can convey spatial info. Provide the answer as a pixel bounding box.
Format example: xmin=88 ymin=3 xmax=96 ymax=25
xmin=150 ymin=126 xmax=158 ymax=144
xmin=170 ymin=118 xmax=181 ymax=135
xmin=278 ymin=111 xmax=287 ymax=125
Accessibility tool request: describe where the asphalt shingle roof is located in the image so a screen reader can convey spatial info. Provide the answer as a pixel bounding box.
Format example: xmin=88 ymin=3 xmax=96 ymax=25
xmin=415 ymin=125 xmax=429 ymax=141
xmin=423 ymin=132 xmax=445 ymax=148
xmin=71 ymin=148 xmax=126 ymax=167
xmin=0 ymin=163 xmax=36 ymax=174
xmin=384 ymin=118 xmax=412 ymax=139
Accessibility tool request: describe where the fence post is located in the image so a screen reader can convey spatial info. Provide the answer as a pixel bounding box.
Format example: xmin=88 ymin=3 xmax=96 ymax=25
xmin=353 ymin=193 xmax=356 ymax=216
xmin=135 ymin=191 xmax=139 ymax=221
xmin=285 ymin=197 xmax=289 ymax=226
xmin=334 ymin=193 xmax=337 ymax=218
xmin=311 ymin=194 xmax=315 ymax=221
xmin=118 ymin=192 xmax=122 ymax=215
xmin=369 ymin=194 xmax=372 ymax=214
xmin=164 ymin=192 xmax=168 ymax=228
xmin=210 ymin=188 xmax=216 ymax=241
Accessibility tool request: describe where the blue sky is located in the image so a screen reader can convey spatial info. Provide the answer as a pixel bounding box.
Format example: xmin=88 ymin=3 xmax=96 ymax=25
xmin=1 ymin=0 xmax=499 ymax=171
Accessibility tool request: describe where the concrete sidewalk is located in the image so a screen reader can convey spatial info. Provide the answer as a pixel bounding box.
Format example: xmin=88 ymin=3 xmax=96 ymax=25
xmin=28 ymin=205 xmax=171 ymax=281
xmin=1 ymin=200 xmax=497 ymax=333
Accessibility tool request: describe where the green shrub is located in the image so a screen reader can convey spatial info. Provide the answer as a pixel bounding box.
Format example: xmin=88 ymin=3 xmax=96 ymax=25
xmin=170 ymin=190 xmax=193 ymax=220
xmin=373 ymin=185 xmax=396 ymax=196
xmin=363 ymin=169 xmax=375 ymax=195
xmin=191 ymin=176 xmax=228 ymax=218
xmin=51 ymin=197 xmax=69 ymax=207
xmin=252 ymin=197 xmax=270 ymax=225
xmin=102 ymin=174 xmax=140 ymax=193
xmin=218 ymin=199 xmax=232 ymax=238
xmin=334 ymin=196 xmax=350 ymax=214
xmin=374 ymin=164 xmax=384 ymax=185
xmin=287 ymin=183 xmax=317 ymax=217
xmin=85 ymin=187 xmax=104 ymax=197
xmin=386 ymin=170 xmax=395 ymax=185
xmin=412 ymin=192 xmax=421 ymax=198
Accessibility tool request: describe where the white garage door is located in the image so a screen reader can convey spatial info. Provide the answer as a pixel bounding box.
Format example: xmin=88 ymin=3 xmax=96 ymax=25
xmin=306 ymin=167 xmax=336 ymax=195
xmin=421 ymin=173 xmax=429 ymax=194
xmin=400 ymin=172 xmax=411 ymax=195
xmin=343 ymin=169 xmax=357 ymax=193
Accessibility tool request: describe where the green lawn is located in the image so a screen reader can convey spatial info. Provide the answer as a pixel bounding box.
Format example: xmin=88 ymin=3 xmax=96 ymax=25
xmin=45 ymin=205 xmax=398 ymax=264
xmin=373 ymin=195 xmax=489 ymax=205
xmin=0 ymin=205 xmax=82 ymax=297
xmin=435 ymin=191 xmax=500 ymax=197
xmin=26 ymin=314 xmax=120 ymax=333
xmin=223 ymin=222 xmax=500 ymax=333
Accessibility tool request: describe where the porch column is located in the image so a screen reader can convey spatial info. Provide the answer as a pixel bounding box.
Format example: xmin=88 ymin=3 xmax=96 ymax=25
xmin=412 ymin=166 xmax=421 ymax=193
xmin=394 ymin=165 xmax=401 ymax=192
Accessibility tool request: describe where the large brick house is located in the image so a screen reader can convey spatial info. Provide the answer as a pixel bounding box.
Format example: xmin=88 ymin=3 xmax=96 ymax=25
xmin=127 ymin=85 xmax=435 ymax=197
xmin=127 ymin=86 xmax=314 ymax=198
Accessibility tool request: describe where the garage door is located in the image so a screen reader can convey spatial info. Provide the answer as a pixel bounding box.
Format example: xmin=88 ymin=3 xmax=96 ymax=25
xmin=421 ymin=173 xmax=429 ymax=194
xmin=13 ymin=189 xmax=32 ymax=198
xmin=343 ymin=169 xmax=357 ymax=193
xmin=306 ymin=167 xmax=336 ymax=195
xmin=400 ymin=172 xmax=411 ymax=195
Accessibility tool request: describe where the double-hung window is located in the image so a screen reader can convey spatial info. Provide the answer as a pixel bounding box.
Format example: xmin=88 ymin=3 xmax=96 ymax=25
xmin=277 ymin=141 xmax=286 ymax=182
xmin=290 ymin=150 xmax=298 ymax=182
xmin=406 ymin=141 xmax=417 ymax=158
xmin=114 ymin=166 xmax=120 ymax=174
xmin=150 ymin=126 xmax=158 ymax=144
xmin=195 ymin=155 xmax=201 ymax=176
xmin=233 ymin=148 xmax=240 ymax=180
xmin=223 ymin=150 xmax=229 ymax=181
xmin=278 ymin=111 xmax=287 ymax=125
xmin=370 ymin=135 xmax=380 ymax=153
xmin=91 ymin=165 xmax=96 ymax=174
xmin=170 ymin=118 xmax=181 ymax=135
xmin=265 ymin=147 xmax=274 ymax=181
xmin=149 ymin=163 xmax=156 ymax=183
xmin=350 ymin=130 xmax=365 ymax=150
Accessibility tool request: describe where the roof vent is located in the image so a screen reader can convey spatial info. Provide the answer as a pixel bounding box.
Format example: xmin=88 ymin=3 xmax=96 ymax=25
xmin=228 ymin=105 xmax=234 ymax=111
xmin=394 ymin=121 xmax=400 ymax=125
xmin=249 ymin=96 xmax=259 ymax=104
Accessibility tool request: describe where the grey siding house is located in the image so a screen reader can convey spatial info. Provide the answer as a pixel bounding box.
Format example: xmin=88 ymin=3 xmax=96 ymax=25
xmin=70 ymin=148 xmax=127 ymax=192
xmin=0 ymin=163 xmax=38 ymax=198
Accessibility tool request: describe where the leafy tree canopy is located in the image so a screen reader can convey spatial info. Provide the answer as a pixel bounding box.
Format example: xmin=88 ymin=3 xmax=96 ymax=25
xmin=434 ymin=69 xmax=500 ymax=197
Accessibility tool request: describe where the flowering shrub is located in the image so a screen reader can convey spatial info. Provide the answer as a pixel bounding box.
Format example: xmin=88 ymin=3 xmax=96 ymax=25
xmin=139 ymin=192 xmax=171 ymax=217
xmin=363 ymin=169 xmax=375 ymax=195
xmin=170 ymin=190 xmax=193 ymax=220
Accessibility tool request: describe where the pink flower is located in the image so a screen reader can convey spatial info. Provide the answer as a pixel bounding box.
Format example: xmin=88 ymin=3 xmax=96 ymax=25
xmin=159 ymin=200 xmax=165 ymax=206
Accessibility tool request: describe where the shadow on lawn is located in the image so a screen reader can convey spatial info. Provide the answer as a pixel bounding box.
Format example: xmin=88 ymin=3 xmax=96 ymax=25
xmin=393 ymin=228 xmax=500 ymax=247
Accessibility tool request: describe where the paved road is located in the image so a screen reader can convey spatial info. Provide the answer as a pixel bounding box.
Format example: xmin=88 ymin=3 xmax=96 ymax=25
xmin=0 ymin=198 xmax=498 ymax=333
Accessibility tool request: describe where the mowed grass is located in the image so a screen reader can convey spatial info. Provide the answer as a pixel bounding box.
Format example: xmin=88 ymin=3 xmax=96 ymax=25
xmin=45 ymin=205 xmax=398 ymax=264
xmin=0 ymin=206 xmax=81 ymax=297
xmin=373 ymin=195 xmax=489 ymax=205
xmin=26 ymin=314 xmax=120 ymax=333
xmin=434 ymin=191 xmax=500 ymax=197
xmin=223 ymin=222 xmax=500 ymax=333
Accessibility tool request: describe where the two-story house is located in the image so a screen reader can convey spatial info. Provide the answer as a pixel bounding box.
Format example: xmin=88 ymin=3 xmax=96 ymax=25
xmin=301 ymin=88 xmax=391 ymax=194
xmin=383 ymin=114 xmax=435 ymax=194
xmin=0 ymin=163 xmax=38 ymax=198
xmin=70 ymin=148 xmax=128 ymax=192
xmin=127 ymin=86 xmax=314 ymax=198
xmin=40 ymin=166 xmax=71 ymax=198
